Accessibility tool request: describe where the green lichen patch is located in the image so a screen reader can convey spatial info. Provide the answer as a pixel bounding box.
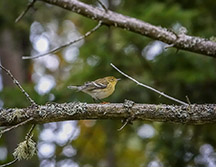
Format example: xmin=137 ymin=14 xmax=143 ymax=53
xmin=5 ymin=108 xmax=26 ymax=122
xmin=13 ymin=137 xmax=36 ymax=161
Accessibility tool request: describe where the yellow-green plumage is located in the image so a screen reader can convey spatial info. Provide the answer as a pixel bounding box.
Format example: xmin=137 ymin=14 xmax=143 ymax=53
xmin=68 ymin=76 xmax=120 ymax=100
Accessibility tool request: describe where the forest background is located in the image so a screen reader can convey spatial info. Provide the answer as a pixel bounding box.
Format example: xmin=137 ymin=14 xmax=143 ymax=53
xmin=0 ymin=0 xmax=216 ymax=166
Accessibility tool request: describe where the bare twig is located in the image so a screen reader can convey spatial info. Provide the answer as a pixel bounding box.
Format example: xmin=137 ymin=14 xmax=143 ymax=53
xmin=0 ymin=118 xmax=34 ymax=135
xmin=24 ymin=124 xmax=37 ymax=158
xmin=164 ymin=44 xmax=175 ymax=49
xmin=15 ymin=0 xmax=36 ymax=23
xmin=22 ymin=21 xmax=102 ymax=60
xmin=26 ymin=124 xmax=36 ymax=141
xmin=0 ymin=158 xmax=18 ymax=167
xmin=0 ymin=64 xmax=36 ymax=105
xmin=111 ymin=63 xmax=188 ymax=105
xmin=96 ymin=0 xmax=108 ymax=11
xmin=118 ymin=120 xmax=129 ymax=131
xmin=186 ymin=96 xmax=191 ymax=105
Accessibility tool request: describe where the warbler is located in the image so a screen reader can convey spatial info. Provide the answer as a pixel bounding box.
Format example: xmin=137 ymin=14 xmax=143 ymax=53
xmin=67 ymin=76 xmax=120 ymax=101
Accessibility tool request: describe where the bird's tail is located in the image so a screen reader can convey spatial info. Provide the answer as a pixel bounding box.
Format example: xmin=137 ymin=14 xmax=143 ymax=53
xmin=67 ymin=85 xmax=82 ymax=91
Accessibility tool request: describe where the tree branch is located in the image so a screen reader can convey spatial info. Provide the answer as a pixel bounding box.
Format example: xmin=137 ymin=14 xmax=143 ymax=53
xmin=15 ymin=0 xmax=36 ymax=23
xmin=1 ymin=102 xmax=216 ymax=126
xmin=0 ymin=158 xmax=18 ymax=167
xmin=0 ymin=64 xmax=36 ymax=105
xmin=41 ymin=0 xmax=216 ymax=58
xmin=0 ymin=118 xmax=34 ymax=135
xmin=111 ymin=63 xmax=188 ymax=106
xmin=22 ymin=21 xmax=102 ymax=59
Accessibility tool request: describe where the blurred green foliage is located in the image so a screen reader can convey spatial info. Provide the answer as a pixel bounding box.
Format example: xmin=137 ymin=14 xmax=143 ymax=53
xmin=1 ymin=0 xmax=216 ymax=166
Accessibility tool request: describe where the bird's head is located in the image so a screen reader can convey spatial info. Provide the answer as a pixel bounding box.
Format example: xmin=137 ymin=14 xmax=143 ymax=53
xmin=106 ymin=76 xmax=120 ymax=86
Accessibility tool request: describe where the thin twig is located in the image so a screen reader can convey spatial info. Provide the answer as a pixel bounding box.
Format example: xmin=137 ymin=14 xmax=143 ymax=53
xmin=0 ymin=65 xmax=36 ymax=105
xmin=22 ymin=21 xmax=102 ymax=60
xmin=110 ymin=63 xmax=188 ymax=106
xmin=164 ymin=44 xmax=175 ymax=49
xmin=118 ymin=120 xmax=129 ymax=131
xmin=0 ymin=158 xmax=18 ymax=167
xmin=118 ymin=116 xmax=134 ymax=131
xmin=26 ymin=124 xmax=36 ymax=141
xmin=15 ymin=0 xmax=36 ymax=23
xmin=0 ymin=118 xmax=34 ymax=135
xmin=25 ymin=124 xmax=36 ymax=154
xmin=96 ymin=0 xmax=108 ymax=11
xmin=186 ymin=96 xmax=191 ymax=105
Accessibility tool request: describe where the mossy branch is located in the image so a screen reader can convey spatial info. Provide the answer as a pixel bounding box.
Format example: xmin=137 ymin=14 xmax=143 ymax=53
xmin=1 ymin=102 xmax=216 ymax=126
xmin=41 ymin=0 xmax=216 ymax=58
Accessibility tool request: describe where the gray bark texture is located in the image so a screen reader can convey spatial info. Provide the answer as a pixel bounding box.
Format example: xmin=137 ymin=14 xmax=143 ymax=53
xmin=41 ymin=0 xmax=216 ymax=58
xmin=1 ymin=102 xmax=216 ymax=126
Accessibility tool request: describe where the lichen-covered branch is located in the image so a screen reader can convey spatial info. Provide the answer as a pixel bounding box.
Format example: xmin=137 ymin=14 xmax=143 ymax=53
xmin=41 ymin=0 xmax=216 ymax=58
xmin=1 ymin=102 xmax=216 ymax=126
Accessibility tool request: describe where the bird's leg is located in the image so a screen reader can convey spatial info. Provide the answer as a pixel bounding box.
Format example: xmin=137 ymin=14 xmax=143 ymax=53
xmin=96 ymin=98 xmax=106 ymax=103
xmin=97 ymin=98 xmax=103 ymax=103
xmin=93 ymin=98 xmax=109 ymax=104
xmin=92 ymin=98 xmax=97 ymax=103
xmin=100 ymin=99 xmax=110 ymax=104
xmin=92 ymin=98 xmax=102 ymax=103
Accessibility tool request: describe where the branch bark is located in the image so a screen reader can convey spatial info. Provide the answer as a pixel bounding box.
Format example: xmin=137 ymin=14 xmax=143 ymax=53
xmin=41 ymin=0 xmax=216 ymax=58
xmin=1 ymin=102 xmax=216 ymax=126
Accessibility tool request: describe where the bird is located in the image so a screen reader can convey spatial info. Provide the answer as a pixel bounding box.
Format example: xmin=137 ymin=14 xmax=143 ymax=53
xmin=67 ymin=76 xmax=120 ymax=101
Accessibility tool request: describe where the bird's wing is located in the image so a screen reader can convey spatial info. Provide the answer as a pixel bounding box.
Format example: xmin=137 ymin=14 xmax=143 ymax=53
xmin=83 ymin=80 xmax=107 ymax=91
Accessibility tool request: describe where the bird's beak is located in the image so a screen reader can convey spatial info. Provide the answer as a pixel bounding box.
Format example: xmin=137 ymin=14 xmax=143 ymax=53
xmin=117 ymin=78 xmax=121 ymax=81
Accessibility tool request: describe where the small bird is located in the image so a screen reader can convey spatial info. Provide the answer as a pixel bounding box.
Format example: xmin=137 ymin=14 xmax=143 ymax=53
xmin=67 ymin=76 xmax=120 ymax=101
